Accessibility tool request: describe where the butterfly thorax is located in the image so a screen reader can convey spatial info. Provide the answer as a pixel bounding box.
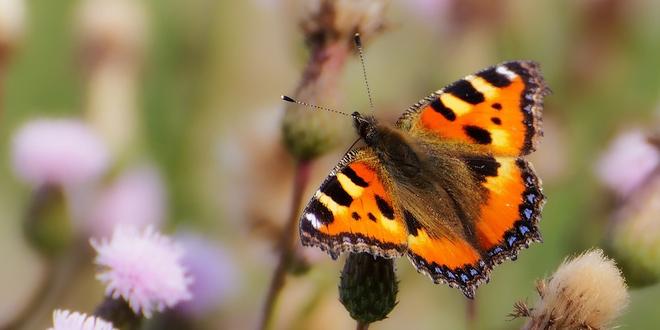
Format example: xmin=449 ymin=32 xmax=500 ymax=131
xmin=353 ymin=112 xmax=423 ymax=178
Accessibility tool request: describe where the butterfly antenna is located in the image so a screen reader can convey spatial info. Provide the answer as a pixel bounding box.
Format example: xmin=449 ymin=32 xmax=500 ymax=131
xmin=281 ymin=95 xmax=351 ymax=117
xmin=354 ymin=33 xmax=375 ymax=112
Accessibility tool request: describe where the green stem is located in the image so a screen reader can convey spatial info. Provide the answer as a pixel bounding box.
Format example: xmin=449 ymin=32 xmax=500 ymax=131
xmin=259 ymin=160 xmax=312 ymax=330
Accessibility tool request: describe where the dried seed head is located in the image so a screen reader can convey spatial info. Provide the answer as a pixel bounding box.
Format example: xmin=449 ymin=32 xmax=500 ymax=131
xmin=300 ymin=0 xmax=387 ymax=47
xmin=519 ymin=249 xmax=629 ymax=330
xmin=339 ymin=253 xmax=398 ymax=325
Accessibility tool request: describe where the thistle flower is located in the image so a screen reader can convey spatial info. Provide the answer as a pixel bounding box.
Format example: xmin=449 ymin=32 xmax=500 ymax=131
xmin=87 ymin=165 xmax=166 ymax=238
xmin=11 ymin=119 xmax=110 ymax=188
xmin=48 ymin=309 xmax=116 ymax=330
xmin=514 ymin=249 xmax=629 ymax=330
xmin=91 ymin=226 xmax=192 ymax=318
xmin=596 ymin=129 xmax=660 ymax=199
xmin=175 ymin=232 xmax=239 ymax=317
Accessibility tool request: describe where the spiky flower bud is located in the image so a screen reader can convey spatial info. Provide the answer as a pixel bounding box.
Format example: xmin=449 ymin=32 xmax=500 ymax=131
xmin=339 ymin=253 xmax=398 ymax=325
xmin=514 ymin=249 xmax=629 ymax=330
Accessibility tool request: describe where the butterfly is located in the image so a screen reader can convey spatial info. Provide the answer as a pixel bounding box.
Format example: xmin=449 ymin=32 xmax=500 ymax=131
xmin=298 ymin=60 xmax=549 ymax=298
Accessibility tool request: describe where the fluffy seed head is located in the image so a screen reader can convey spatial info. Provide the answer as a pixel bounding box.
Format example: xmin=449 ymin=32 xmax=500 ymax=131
xmin=48 ymin=309 xmax=116 ymax=330
xmin=520 ymin=249 xmax=629 ymax=330
xmin=91 ymin=226 xmax=192 ymax=318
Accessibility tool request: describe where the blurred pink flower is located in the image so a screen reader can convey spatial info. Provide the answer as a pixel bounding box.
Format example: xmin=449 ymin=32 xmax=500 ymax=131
xmin=175 ymin=232 xmax=239 ymax=317
xmin=597 ymin=130 xmax=660 ymax=198
xmin=400 ymin=0 xmax=450 ymax=21
xmin=48 ymin=309 xmax=116 ymax=330
xmin=11 ymin=119 xmax=110 ymax=187
xmin=87 ymin=165 xmax=166 ymax=238
xmin=91 ymin=226 xmax=192 ymax=318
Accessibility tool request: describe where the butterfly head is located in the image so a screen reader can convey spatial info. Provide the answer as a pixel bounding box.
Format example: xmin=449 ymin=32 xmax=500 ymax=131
xmin=352 ymin=112 xmax=378 ymax=144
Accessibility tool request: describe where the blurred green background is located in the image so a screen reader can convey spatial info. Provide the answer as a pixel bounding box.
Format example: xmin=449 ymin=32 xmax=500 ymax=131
xmin=1 ymin=0 xmax=659 ymax=329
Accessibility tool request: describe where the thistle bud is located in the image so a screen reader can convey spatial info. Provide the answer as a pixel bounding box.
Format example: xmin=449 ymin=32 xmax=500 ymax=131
xmin=609 ymin=174 xmax=660 ymax=287
xmin=24 ymin=185 xmax=73 ymax=256
xmin=282 ymin=0 xmax=388 ymax=161
xmin=339 ymin=253 xmax=398 ymax=325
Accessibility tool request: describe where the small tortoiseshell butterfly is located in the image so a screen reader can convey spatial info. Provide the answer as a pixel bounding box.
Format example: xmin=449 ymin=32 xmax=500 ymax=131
xmin=298 ymin=59 xmax=549 ymax=298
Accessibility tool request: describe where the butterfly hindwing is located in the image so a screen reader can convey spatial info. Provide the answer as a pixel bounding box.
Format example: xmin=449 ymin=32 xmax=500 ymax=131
xmin=404 ymin=212 xmax=490 ymax=298
xmin=397 ymin=61 xmax=549 ymax=156
xmin=299 ymin=148 xmax=408 ymax=259
xmin=471 ymin=156 xmax=544 ymax=262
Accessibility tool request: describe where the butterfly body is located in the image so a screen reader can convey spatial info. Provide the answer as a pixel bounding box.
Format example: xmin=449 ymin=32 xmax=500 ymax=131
xmin=301 ymin=61 xmax=549 ymax=298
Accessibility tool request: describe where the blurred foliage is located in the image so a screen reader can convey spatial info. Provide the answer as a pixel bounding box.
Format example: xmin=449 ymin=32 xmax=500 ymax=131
xmin=1 ymin=0 xmax=660 ymax=329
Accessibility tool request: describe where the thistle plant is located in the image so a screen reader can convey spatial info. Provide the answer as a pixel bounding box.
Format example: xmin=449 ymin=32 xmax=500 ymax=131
xmin=512 ymin=249 xmax=629 ymax=330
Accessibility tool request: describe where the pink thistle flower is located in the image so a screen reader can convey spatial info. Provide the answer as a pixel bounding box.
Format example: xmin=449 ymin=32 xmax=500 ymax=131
xmin=175 ymin=232 xmax=239 ymax=317
xmin=11 ymin=119 xmax=110 ymax=187
xmin=87 ymin=165 xmax=166 ymax=238
xmin=597 ymin=130 xmax=660 ymax=198
xmin=48 ymin=309 xmax=116 ymax=330
xmin=91 ymin=226 xmax=192 ymax=318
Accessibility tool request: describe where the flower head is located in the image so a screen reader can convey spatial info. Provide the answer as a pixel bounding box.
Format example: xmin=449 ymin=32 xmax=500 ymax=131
xmin=516 ymin=249 xmax=629 ymax=330
xmin=175 ymin=232 xmax=239 ymax=317
xmin=597 ymin=129 xmax=660 ymax=198
xmin=11 ymin=119 xmax=110 ymax=187
xmin=49 ymin=309 xmax=116 ymax=330
xmin=87 ymin=165 xmax=166 ymax=238
xmin=91 ymin=226 xmax=192 ymax=318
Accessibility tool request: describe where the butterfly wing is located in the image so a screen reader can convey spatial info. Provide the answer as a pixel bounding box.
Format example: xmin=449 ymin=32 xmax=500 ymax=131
xmin=396 ymin=61 xmax=549 ymax=156
xmin=394 ymin=61 xmax=547 ymax=297
xmin=299 ymin=148 xmax=408 ymax=259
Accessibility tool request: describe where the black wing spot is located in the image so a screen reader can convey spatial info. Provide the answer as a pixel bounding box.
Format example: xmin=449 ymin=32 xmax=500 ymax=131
xmin=491 ymin=103 xmax=502 ymax=110
xmin=320 ymin=176 xmax=353 ymax=207
xmin=446 ymin=80 xmax=485 ymax=104
xmin=477 ymin=68 xmax=512 ymax=87
xmin=491 ymin=117 xmax=502 ymax=125
xmin=341 ymin=166 xmax=368 ymax=187
xmin=375 ymin=195 xmax=395 ymax=219
xmin=351 ymin=212 xmax=361 ymax=221
xmin=430 ymin=98 xmax=456 ymax=121
xmin=464 ymin=125 xmax=492 ymax=144
xmin=463 ymin=156 xmax=500 ymax=182
xmin=403 ymin=210 xmax=422 ymax=236
xmin=367 ymin=213 xmax=377 ymax=222
xmin=308 ymin=198 xmax=333 ymax=225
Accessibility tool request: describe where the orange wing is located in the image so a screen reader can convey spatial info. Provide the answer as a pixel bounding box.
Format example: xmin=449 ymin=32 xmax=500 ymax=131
xmin=403 ymin=155 xmax=544 ymax=298
xmin=397 ymin=61 xmax=549 ymax=156
xmin=403 ymin=211 xmax=489 ymax=298
xmin=299 ymin=148 xmax=408 ymax=259
xmin=472 ymin=157 xmax=544 ymax=261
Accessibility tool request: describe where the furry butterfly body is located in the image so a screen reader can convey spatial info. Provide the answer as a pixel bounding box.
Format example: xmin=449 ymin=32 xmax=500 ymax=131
xmin=300 ymin=61 xmax=549 ymax=298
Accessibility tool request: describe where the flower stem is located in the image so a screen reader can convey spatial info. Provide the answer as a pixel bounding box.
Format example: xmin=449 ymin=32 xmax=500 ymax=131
xmin=356 ymin=321 xmax=370 ymax=330
xmin=466 ymin=298 xmax=477 ymax=330
xmin=2 ymin=259 xmax=54 ymax=329
xmin=259 ymin=160 xmax=312 ymax=330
